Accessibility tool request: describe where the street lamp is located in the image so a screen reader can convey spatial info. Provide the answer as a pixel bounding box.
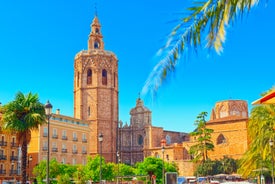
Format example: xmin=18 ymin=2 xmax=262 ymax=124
xmin=161 ymin=139 xmax=166 ymax=184
xmin=98 ymin=133 xmax=103 ymax=184
xmin=45 ymin=100 xmax=52 ymax=184
xmin=270 ymin=138 xmax=274 ymax=184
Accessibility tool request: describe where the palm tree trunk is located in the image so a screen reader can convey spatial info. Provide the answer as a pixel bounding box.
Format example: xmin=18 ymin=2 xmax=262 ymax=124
xmin=21 ymin=134 xmax=28 ymax=184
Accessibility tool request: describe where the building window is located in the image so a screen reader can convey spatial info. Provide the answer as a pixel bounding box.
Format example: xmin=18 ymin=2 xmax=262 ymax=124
xmin=43 ymin=141 xmax=48 ymax=151
xmin=62 ymin=157 xmax=66 ymax=164
xmin=73 ymin=132 xmax=78 ymax=141
xmin=166 ymin=135 xmax=171 ymax=145
xmin=62 ymin=130 xmax=67 ymax=140
xmin=114 ymin=73 xmax=116 ymax=87
xmin=88 ymin=106 xmax=91 ymax=116
xmin=217 ymin=134 xmax=226 ymax=144
xmin=43 ymin=127 xmax=48 ymax=137
xmin=72 ymin=158 xmax=76 ymax=165
xmin=138 ymin=135 xmax=143 ymax=145
xmin=95 ymin=28 xmax=99 ymax=34
xmin=82 ymin=133 xmax=87 ymax=142
xmin=53 ymin=128 xmax=58 ymax=138
xmin=87 ymin=69 xmax=92 ymax=84
xmin=102 ymin=69 xmax=107 ymax=85
xmin=82 ymin=158 xmax=86 ymax=165
xmin=94 ymin=41 xmax=100 ymax=49
xmin=77 ymin=72 xmax=80 ymax=87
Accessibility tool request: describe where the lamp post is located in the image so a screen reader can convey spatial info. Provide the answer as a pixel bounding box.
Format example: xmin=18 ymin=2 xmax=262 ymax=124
xmin=117 ymin=151 xmax=120 ymax=184
xmin=98 ymin=133 xmax=103 ymax=184
xmin=270 ymin=138 xmax=274 ymax=184
xmin=161 ymin=139 xmax=166 ymax=184
xmin=45 ymin=100 xmax=52 ymax=184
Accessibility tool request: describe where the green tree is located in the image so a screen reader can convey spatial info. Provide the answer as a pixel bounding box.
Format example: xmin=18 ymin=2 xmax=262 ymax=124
xmin=239 ymin=102 xmax=275 ymax=178
xmin=135 ymin=157 xmax=177 ymax=184
xmin=189 ymin=112 xmax=214 ymax=163
xmin=84 ymin=155 xmax=114 ymax=182
xmin=0 ymin=92 xmax=46 ymax=184
xmin=220 ymin=156 xmax=238 ymax=174
xmin=142 ymin=0 xmax=259 ymax=95
xmin=33 ymin=159 xmax=77 ymax=183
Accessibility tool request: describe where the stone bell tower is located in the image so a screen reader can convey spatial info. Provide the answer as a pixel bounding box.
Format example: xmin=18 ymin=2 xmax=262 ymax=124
xmin=73 ymin=15 xmax=118 ymax=162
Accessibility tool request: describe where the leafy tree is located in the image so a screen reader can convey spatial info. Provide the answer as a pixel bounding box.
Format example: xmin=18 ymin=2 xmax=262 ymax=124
xmin=142 ymin=0 xmax=260 ymax=95
xmin=189 ymin=112 xmax=214 ymax=162
xmin=33 ymin=159 xmax=77 ymax=183
xmin=57 ymin=173 xmax=73 ymax=184
xmin=114 ymin=163 xmax=135 ymax=182
xmin=73 ymin=166 xmax=87 ymax=184
xmin=239 ymin=101 xmax=275 ymax=178
xmin=135 ymin=157 xmax=177 ymax=184
xmin=195 ymin=159 xmax=216 ymax=176
xmin=220 ymin=156 xmax=238 ymax=174
xmin=0 ymin=92 xmax=46 ymax=184
xmin=84 ymin=155 xmax=114 ymax=182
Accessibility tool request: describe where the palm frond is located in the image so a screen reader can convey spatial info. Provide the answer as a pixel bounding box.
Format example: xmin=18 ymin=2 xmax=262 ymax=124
xmin=142 ymin=0 xmax=258 ymax=96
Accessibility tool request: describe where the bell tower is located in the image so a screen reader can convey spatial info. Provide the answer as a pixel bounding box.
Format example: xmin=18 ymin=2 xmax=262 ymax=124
xmin=73 ymin=15 xmax=118 ymax=162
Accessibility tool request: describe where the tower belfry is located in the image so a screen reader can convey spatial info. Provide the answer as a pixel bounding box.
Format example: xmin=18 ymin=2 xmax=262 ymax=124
xmin=73 ymin=15 xmax=118 ymax=162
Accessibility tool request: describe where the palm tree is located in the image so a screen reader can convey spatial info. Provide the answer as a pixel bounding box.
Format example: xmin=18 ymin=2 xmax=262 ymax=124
xmin=238 ymin=103 xmax=275 ymax=178
xmin=0 ymin=92 xmax=46 ymax=184
xmin=142 ymin=0 xmax=259 ymax=95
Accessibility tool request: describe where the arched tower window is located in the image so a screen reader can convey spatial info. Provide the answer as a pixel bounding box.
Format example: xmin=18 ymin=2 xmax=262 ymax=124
xmin=87 ymin=69 xmax=92 ymax=85
xmin=94 ymin=41 xmax=100 ymax=49
xmin=95 ymin=28 xmax=100 ymax=34
xmin=77 ymin=72 xmax=80 ymax=87
xmin=88 ymin=106 xmax=91 ymax=117
xmin=217 ymin=134 xmax=226 ymax=144
xmin=102 ymin=69 xmax=107 ymax=85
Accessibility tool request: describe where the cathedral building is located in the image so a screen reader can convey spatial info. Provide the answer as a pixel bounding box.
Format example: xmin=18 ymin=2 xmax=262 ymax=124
xmin=0 ymin=14 xmax=251 ymax=182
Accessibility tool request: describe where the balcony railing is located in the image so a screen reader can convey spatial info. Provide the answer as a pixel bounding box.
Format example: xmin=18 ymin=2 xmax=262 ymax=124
xmin=62 ymin=136 xmax=68 ymax=140
xmin=0 ymin=155 xmax=7 ymax=160
xmin=11 ymin=142 xmax=18 ymax=148
xmin=42 ymin=147 xmax=48 ymax=151
xmin=9 ymin=169 xmax=18 ymax=175
xmin=0 ymin=169 xmax=6 ymax=175
xmin=73 ymin=137 xmax=78 ymax=142
xmin=52 ymin=134 xmax=58 ymax=139
xmin=43 ymin=133 xmax=48 ymax=137
xmin=61 ymin=148 xmax=67 ymax=153
xmin=10 ymin=155 xmax=18 ymax=161
xmin=52 ymin=147 xmax=58 ymax=152
xmin=0 ymin=141 xmax=7 ymax=147
xmin=82 ymin=139 xmax=87 ymax=143
xmin=72 ymin=150 xmax=78 ymax=154
xmin=82 ymin=150 xmax=87 ymax=154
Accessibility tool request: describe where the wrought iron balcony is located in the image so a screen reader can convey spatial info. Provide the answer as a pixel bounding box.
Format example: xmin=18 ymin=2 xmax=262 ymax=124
xmin=10 ymin=155 xmax=18 ymax=161
xmin=0 ymin=169 xmax=6 ymax=175
xmin=61 ymin=148 xmax=67 ymax=153
xmin=0 ymin=155 xmax=7 ymax=160
xmin=0 ymin=141 xmax=7 ymax=147
xmin=52 ymin=134 xmax=58 ymax=139
xmin=52 ymin=147 xmax=58 ymax=152
xmin=62 ymin=136 xmax=68 ymax=140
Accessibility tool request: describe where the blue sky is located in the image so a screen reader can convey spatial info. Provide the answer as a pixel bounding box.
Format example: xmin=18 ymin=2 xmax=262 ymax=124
xmin=0 ymin=0 xmax=274 ymax=133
